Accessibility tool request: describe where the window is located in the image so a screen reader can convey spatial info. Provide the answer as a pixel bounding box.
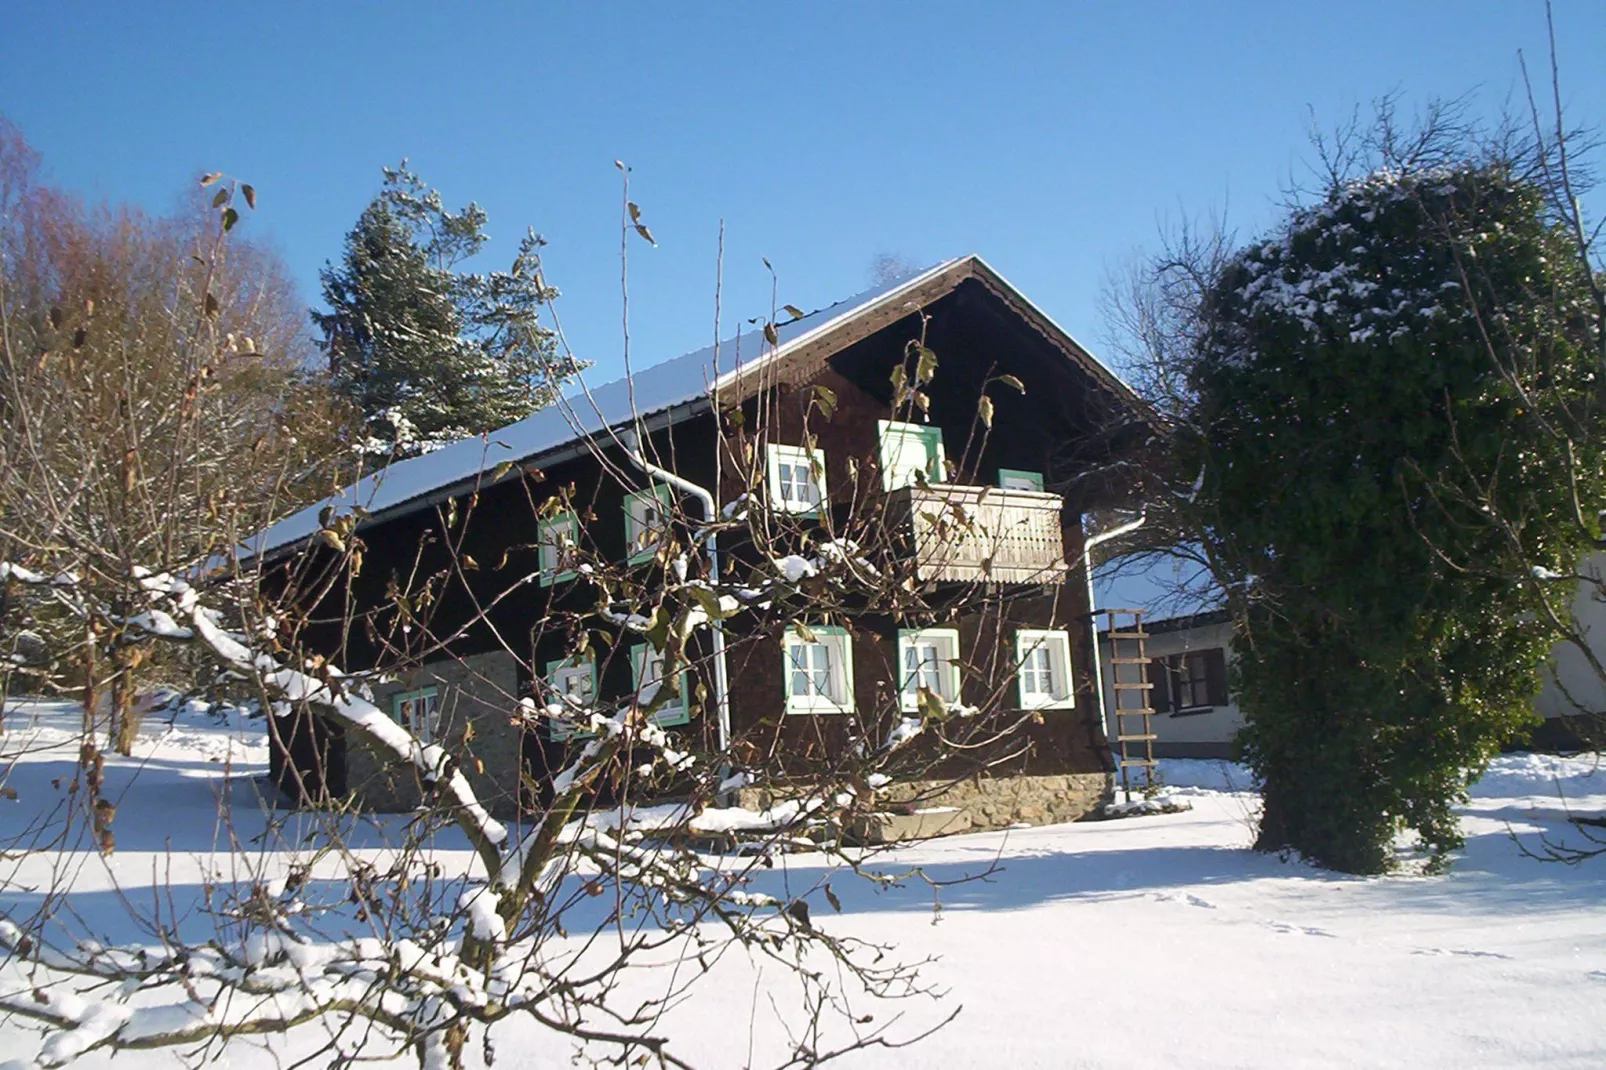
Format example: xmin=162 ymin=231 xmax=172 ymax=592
xmin=393 ymin=687 xmax=440 ymax=743
xmin=624 ymin=485 xmax=675 ymax=563
xmin=1150 ymin=648 xmax=1228 ymax=715
xmin=631 ymin=644 xmax=691 ymax=727
xmin=1015 ymin=629 xmax=1075 ymax=709
xmin=783 ymin=625 xmax=855 ymax=714
xmin=766 ymin=443 xmax=826 ymax=514
xmin=878 ymin=420 xmax=946 ymax=491
xmin=998 ymin=468 xmax=1045 ymax=492
xmin=537 ymin=510 xmax=579 ymax=584
xmin=897 ymin=628 xmax=961 ymax=712
xmin=545 ymin=655 xmax=596 ymax=740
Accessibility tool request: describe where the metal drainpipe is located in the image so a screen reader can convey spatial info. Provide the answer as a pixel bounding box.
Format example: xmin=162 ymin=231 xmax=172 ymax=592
xmin=618 ymin=430 xmax=732 ymax=757
xmin=1081 ymin=510 xmax=1148 ymax=750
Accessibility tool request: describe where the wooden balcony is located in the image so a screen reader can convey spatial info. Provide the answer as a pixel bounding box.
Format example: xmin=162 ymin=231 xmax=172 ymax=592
xmin=887 ymin=483 xmax=1068 ymax=584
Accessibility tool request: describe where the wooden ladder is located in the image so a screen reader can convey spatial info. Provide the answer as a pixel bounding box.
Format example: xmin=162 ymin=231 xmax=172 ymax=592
xmin=1104 ymin=607 xmax=1156 ymax=800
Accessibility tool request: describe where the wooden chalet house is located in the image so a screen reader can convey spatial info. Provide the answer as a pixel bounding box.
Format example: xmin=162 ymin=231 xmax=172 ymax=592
xmin=257 ymin=256 xmax=1159 ymax=830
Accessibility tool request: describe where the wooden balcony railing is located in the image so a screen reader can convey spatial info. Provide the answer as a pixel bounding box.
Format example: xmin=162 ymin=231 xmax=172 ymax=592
xmin=886 ymin=483 xmax=1068 ymax=584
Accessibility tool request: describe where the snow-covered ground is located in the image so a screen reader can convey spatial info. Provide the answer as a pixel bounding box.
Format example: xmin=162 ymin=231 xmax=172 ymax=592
xmin=3 ymin=699 xmax=1605 ymax=1069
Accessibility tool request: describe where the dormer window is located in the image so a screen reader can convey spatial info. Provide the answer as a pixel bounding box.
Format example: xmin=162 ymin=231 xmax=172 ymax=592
xmin=766 ymin=443 xmax=826 ymax=514
xmin=879 ymin=420 xmax=945 ymax=490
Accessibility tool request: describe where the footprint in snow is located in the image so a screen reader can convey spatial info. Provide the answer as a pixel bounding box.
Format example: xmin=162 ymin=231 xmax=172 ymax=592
xmin=1411 ymin=947 xmax=1510 ymax=960
xmin=1150 ymin=892 xmax=1218 ymax=909
xmin=1267 ymin=921 xmax=1337 ymax=938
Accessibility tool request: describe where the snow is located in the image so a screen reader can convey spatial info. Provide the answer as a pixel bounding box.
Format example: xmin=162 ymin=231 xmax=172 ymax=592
xmin=4 ymin=700 xmax=1606 ymax=1068
xmin=770 ymin=554 xmax=817 ymax=583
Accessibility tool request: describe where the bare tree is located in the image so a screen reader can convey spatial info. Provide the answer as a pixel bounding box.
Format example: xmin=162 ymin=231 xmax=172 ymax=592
xmin=0 ymin=161 xmax=1124 ymax=1067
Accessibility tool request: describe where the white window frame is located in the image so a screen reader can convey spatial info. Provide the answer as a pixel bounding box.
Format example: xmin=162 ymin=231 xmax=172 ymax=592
xmin=545 ymin=655 xmax=597 ymax=740
xmin=537 ymin=510 xmax=579 ymax=585
xmin=878 ymin=420 xmax=946 ymax=491
xmin=631 ymin=643 xmax=691 ymax=727
xmin=392 ymin=686 xmax=440 ymax=743
xmin=1015 ymin=628 xmax=1075 ymax=710
xmin=998 ymin=468 xmax=1046 ymax=492
xmin=897 ymin=627 xmax=962 ymax=713
xmin=624 ymin=484 xmax=675 ymax=563
xmin=783 ymin=625 xmax=855 ymax=714
xmin=766 ymin=443 xmax=827 ymax=515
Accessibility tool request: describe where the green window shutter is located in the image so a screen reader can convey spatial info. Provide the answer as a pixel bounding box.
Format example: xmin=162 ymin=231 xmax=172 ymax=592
xmin=998 ymin=468 xmax=1045 ymax=491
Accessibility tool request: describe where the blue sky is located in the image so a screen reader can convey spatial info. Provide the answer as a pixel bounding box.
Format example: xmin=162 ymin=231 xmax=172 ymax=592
xmin=2 ymin=2 xmax=1601 ymax=384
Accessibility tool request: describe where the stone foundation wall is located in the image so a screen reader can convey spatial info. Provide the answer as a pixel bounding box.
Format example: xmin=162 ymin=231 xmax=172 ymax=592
xmin=738 ymin=771 xmax=1111 ymax=836
xmin=347 ymin=651 xmax=526 ymax=818
xmin=878 ymin=772 xmax=1112 ymax=830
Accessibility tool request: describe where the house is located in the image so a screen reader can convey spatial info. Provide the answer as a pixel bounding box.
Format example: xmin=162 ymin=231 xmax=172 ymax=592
xmin=1096 ymin=549 xmax=1606 ymax=761
xmin=254 ymin=256 xmax=1161 ymax=829
xmin=1531 ymin=551 xmax=1606 ymax=750
xmin=1094 ymin=549 xmax=1238 ymax=760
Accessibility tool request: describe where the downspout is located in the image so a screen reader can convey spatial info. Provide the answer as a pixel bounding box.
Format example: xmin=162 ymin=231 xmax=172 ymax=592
xmin=1082 ymin=510 xmax=1147 ymax=750
xmin=618 ymin=429 xmax=732 ymax=757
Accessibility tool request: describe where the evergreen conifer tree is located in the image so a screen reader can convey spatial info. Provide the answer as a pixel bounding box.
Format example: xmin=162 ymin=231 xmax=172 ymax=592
xmin=315 ymin=165 xmax=583 ymax=460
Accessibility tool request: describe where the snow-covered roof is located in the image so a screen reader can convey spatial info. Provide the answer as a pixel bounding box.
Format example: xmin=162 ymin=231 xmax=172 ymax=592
xmin=250 ymin=254 xmax=1141 ymax=558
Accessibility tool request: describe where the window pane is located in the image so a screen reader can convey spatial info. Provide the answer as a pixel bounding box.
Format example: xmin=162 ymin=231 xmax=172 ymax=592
xmin=809 ymin=643 xmax=832 ymax=697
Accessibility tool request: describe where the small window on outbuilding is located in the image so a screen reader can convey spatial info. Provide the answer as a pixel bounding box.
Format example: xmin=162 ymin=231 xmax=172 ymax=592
xmin=1150 ymin=649 xmax=1228 ymax=715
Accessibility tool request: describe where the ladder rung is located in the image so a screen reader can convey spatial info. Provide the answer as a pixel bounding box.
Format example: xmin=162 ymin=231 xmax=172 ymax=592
xmin=1113 ymin=682 xmax=1152 ymax=690
xmin=1117 ymin=733 xmax=1158 ymax=742
xmin=1108 ymin=630 xmax=1149 ymax=638
xmin=1119 ymin=757 xmax=1158 ymax=766
xmin=1107 ymin=656 xmax=1153 ymax=664
xmin=1115 ymin=709 xmax=1154 ymax=716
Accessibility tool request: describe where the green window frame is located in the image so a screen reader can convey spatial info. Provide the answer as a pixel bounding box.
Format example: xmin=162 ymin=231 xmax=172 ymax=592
xmin=998 ymin=468 xmax=1046 ymax=492
xmin=624 ymin=484 xmax=676 ymax=563
xmin=545 ymin=655 xmax=597 ymax=740
xmin=896 ymin=627 xmax=962 ymax=713
xmin=766 ymin=443 xmax=827 ymax=515
xmin=1015 ymin=629 xmax=1075 ymax=710
xmin=878 ymin=420 xmax=946 ymax=491
xmin=782 ymin=624 xmax=856 ymax=714
xmin=631 ymin=643 xmax=691 ymax=727
xmin=537 ymin=510 xmax=579 ymax=585
xmin=392 ymin=686 xmax=440 ymax=742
